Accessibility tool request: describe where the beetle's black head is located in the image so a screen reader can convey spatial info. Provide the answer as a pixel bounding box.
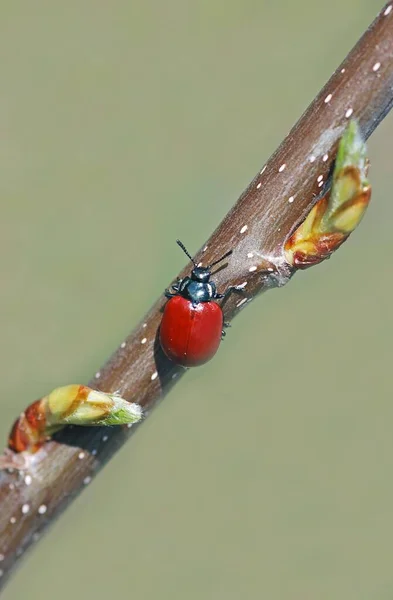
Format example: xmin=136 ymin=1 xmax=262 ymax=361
xmin=190 ymin=266 xmax=211 ymax=283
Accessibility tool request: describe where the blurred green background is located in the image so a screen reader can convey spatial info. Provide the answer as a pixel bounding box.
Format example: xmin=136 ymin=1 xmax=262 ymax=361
xmin=1 ymin=0 xmax=392 ymax=598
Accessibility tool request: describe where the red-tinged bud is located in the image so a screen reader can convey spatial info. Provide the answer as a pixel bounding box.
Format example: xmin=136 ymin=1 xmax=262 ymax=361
xmin=1 ymin=385 xmax=142 ymax=467
xmin=8 ymin=399 xmax=48 ymax=453
xmin=285 ymin=120 xmax=371 ymax=269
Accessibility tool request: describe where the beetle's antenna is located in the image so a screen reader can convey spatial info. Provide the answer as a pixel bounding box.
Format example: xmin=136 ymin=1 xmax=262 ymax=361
xmin=176 ymin=240 xmax=197 ymax=266
xmin=209 ymin=249 xmax=233 ymax=268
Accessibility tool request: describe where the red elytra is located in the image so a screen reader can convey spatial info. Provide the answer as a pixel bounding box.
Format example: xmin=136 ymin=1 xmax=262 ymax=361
xmin=159 ymin=240 xmax=237 ymax=367
xmin=159 ymin=296 xmax=223 ymax=367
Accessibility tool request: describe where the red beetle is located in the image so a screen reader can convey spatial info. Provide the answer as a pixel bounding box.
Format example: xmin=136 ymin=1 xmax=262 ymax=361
xmin=159 ymin=240 xmax=238 ymax=367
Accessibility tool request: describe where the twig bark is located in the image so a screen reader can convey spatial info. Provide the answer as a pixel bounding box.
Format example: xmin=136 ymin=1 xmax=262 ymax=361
xmin=1 ymin=2 xmax=393 ymax=588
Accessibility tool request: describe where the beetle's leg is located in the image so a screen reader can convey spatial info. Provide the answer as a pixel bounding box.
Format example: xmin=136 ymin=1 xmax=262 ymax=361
xmin=216 ymin=285 xmax=245 ymax=301
xmin=218 ymin=288 xmax=244 ymax=339
xmin=221 ymin=321 xmax=232 ymax=340
xmin=164 ymin=277 xmax=184 ymax=298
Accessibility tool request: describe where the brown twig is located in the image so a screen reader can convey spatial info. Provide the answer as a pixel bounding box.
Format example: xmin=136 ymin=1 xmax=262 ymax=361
xmin=1 ymin=3 xmax=393 ymax=589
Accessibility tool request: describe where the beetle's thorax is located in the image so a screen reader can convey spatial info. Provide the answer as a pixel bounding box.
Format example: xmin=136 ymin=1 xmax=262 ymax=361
xmin=178 ymin=275 xmax=216 ymax=304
